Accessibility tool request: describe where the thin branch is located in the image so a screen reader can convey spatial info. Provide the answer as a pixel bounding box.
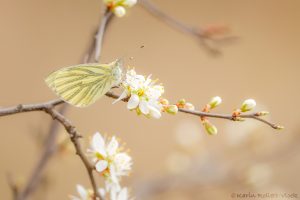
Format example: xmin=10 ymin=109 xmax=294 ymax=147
xmin=95 ymin=10 xmax=114 ymax=62
xmin=44 ymin=108 xmax=100 ymax=199
xmin=0 ymin=91 xmax=280 ymax=130
xmin=1 ymin=102 xmax=101 ymax=200
xmin=15 ymin=105 xmax=67 ymax=200
xmin=0 ymin=99 xmax=63 ymax=117
xmin=139 ymin=0 xmax=235 ymax=54
xmin=178 ymin=108 xmax=279 ymax=129
xmin=6 ymin=173 xmax=19 ymax=200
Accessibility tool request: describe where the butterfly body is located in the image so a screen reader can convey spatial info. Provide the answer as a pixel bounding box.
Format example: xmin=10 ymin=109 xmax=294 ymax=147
xmin=45 ymin=60 xmax=122 ymax=107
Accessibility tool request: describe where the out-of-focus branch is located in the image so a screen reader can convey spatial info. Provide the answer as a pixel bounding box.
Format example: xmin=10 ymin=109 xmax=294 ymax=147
xmin=44 ymin=108 xmax=101 ymax=200
xmin=95 ymin=10 xmax=114 ymax=62
xmin=1 ymin=102 xmax=102 ymax=200
xmin=15 ymin=106 xmax=67 ymax=200
xmin=6 ymin=173 xmax=19 ymax=200
xmin=139 ymin=0 xmax=235 ymax=55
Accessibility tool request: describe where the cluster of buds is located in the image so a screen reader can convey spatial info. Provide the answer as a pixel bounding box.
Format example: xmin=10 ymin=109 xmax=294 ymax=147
xmin=159 ymin=98 xmax=196 ymax=115
xmin=200 ymin=96 xmax=222 ymax=135
xmin=233 ymin=99 xmax=284 ymax=130
xmin=104 ymin=0 xmax=137 ymax=17
xmin=176 ymin=99 xmax=196 ymax=111
xmin=159 ymin=98 xmax=178 ymax=115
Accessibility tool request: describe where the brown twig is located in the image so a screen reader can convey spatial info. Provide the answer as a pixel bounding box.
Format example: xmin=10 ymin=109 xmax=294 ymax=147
xmin=178 ymin=108 xmax=279 ymax=129
xmin=0 ymin=91 xmax=280 ymax=130
xmin=15 ymin=105 xmax=67 ymax=200
xmin=1 ymin=101 xmax=101 ymax=200
xmin=44 ymin=108 xmax=100 ymax=199
xmin=139 ymin=0 xmax=235 ymax=55
xmin=95 ymin=10 xmax=114 ymax=62
xmin=6 ymin=173 xmax=19 ymax=200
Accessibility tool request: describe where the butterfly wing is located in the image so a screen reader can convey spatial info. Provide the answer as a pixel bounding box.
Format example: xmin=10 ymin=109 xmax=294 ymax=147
xmin=45 ymin=61 xmax=121 ymax=107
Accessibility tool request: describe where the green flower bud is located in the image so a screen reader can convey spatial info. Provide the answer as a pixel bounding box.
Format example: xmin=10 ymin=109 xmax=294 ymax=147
xmin=166 ymin=105 xmax=178 ymax=115
xmin=241 ymin=99 xmax=256 ymax=112
xmin=203 ymin=121 xmax=218 ymax=135
xmin=209 ymin=96 xmax=222 ymax=109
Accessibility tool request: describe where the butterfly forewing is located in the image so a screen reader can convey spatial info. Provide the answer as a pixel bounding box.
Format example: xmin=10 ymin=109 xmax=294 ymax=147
xmin=45 ymin=61 xmax=120 ymax=107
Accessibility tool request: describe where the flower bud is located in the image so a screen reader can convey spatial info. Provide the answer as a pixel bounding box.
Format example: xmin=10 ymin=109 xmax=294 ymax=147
xmin=160 ymin=98 xmax=169 ymax=105
xmin=177 ymin=99 xmax=186 ymax=108
xmin=241 ymin=99 xmax=256 ymax=112
xmin=185 ymin=102 xmax=195 ymax=111
xmin=275 ymin=125 xmax=284 ymax=130
xmin=166 ymin=105 xmax=178 ymax=115
xmin=203 ymin=121 xmax=218 ymax=135
xmin=123 ymin=0 xmax=137 ymax=7
xmin=113 ymin=6 xmax=126 ymax=17
xmin=256 ymin=111 xmax=269 ymax=116
xmin=209 ymin=96 xmax=222 ymax=109
xmin=234 ymin=117 xmax=245 ymax=122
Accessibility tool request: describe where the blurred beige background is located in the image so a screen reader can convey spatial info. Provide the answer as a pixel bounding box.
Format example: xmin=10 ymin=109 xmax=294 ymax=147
xmin=0 ymin=0 xmax=300 ymax=199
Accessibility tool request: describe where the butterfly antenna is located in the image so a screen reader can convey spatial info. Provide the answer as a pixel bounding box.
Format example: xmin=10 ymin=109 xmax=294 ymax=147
xmin=119 ymin=45 xmax=145 ymax=63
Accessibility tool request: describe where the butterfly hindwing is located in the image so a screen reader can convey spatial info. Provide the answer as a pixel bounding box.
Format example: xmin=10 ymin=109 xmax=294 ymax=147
xmin=45 ymin=62 xmax=119 ymax=107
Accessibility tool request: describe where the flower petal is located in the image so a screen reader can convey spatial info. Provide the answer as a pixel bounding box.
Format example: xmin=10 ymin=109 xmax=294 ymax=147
xmin=92 ymin=132 xmax=107 ymax=157
xmin=112 ymin=91 xmax=128 ymax=104
xmin=95 ymin=160 xmax=108 ymax=173
xmin=108 ymin=165 xmax=120 ymax=185
xmin=69 ymin=195 xmax=81 ymax=200
xmin=113 ymin=153 xmax=132 ymax=175
xmin=123 ymin=0 xmax=137 ymax=7
xmin=149 ymin=106 xmax=162 ymax=119
xmin=98 ymin=188 xmax=106 ymax=199
xmin=127 ymin=94 xmax=139 ymax=110
xmin=107 ymin=136 xmax=119 ymax=156
xmin=76 ymin=184 xmax=88 ymax=199
xmin=139 ymin=100 xmax=150 ymax=114
xmin=113 ymin=6 xmax=126 ymax=17
xmin=118 ymin=188 xmax=128 ymax=200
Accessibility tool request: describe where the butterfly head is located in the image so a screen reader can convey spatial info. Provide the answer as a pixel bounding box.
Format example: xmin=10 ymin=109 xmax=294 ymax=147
xmin=112 ymin=59 xmax=123 ymax=85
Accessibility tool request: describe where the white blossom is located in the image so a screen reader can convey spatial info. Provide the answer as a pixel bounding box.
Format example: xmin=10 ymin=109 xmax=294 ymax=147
xmin=110 ymin=187 xmax=130 ymax=200
xmin=98 ymin=186 xmax=131 ymax=200
xmin=115 ymin=69 xmax=164 ymax=119
xmin=88 ymin=132 xmax=132 ymax=190
xmin=70 ymin=185 xmax=105 ymax=200
xmin=69 ymin=185 xmax=89 ymax=200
